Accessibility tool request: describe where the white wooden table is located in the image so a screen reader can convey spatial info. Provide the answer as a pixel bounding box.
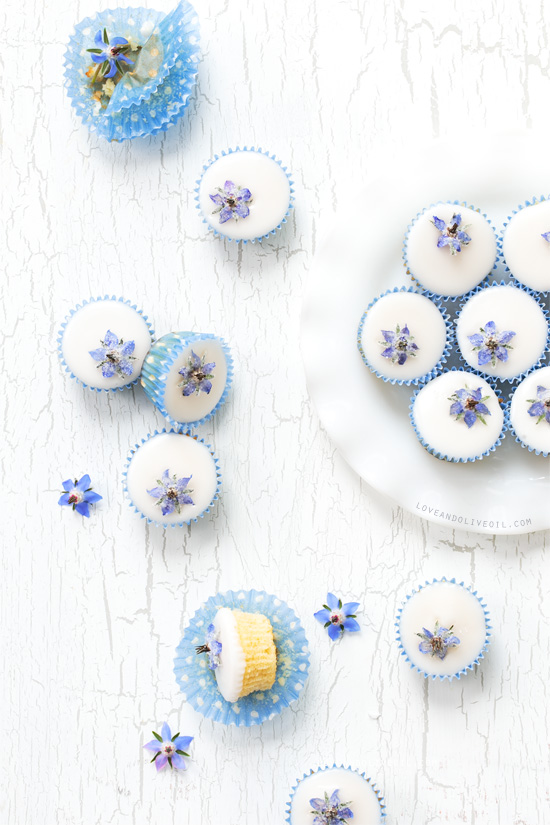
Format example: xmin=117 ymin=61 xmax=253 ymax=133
xmin=3 ymin=1 xmax=549 ymax=823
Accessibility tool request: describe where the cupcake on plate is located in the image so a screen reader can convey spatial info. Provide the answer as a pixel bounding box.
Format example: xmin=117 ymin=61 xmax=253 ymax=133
xmin=395 ymin=577 xmax=491 ymax=681
xmin=455 ymin=282 xmax=548 ymax=382
xmin=195 ymin=147 xmax=294 ymax=243
xmin=123 ymin=429 xmax=220 ymax=527
xmin=502 ymin=197 xmax=550 ymax=293
xmin=357 ymin=287 xmax=451 ymax=385
xmin=508 ymin=365 xmax=550 ymax=456
xmin=141 ymin=332 xmax=232 ymax=429
xmin=286 ymin=765 xmax=385 ymax=824
xmin=410 ymin=369 xmax=505 ymax=462
xmin=58 ymin=296 xmax=154 ymax=391
xmin=174 ymin=589 xmax=310 ymax=726
xmin=404 ymin=201 xmax=497 ymax=297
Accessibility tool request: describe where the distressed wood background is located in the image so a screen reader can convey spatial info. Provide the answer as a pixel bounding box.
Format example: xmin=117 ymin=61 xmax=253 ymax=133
xmin=2 ymin=0 xmax=550 ymax=823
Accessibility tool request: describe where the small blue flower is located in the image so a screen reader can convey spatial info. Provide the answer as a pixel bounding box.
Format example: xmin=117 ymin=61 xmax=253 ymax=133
xmin=527 ymin=385 xmax=550 ymax=424
xmin=416 ymin=620 xmax=460 ymax=660
xmin=178 ymin=351 xmax=216 ymax=396
xmin=143 ymin=722 xmax=193 ymax=772
xmin=541 ymin=231 xmax=550 ymax=242
xmin=58 ymin=474 xmax=102 ymax=518
xmin=310 ymin=789 xmax=354 ymax=825
xmin=468 ymin=320 xmax=515 ymax=367
xmin=147 ymin=469 xmax=194 ymax=517
xmin=195 ymin=623 xmax=222 ymax=669
xmin=89 ymin=330 xmax=136 ymax=379
xmin=448 ymin=386 xmax=492 ymax=428
xmin=379 ymin=323 xmax=419 ymax=365
xmin=87 ymin=28 xmax=134 ymax=80
xmin=314 ymin=593 xmax=360 ymax=641
xmin=431 ymin=212 xmax=472 ymax=255
xmin=210 ymin=181 xmax=252 ymax=224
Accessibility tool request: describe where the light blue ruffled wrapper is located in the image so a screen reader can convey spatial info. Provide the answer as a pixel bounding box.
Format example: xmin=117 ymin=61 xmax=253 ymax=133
xmin=502 ymin=196 xmax=550 ymax=294
xmin=285 ymin=765 xmax=386 ymax=824
xmin=141 ymin=332 xmax=233 ymax=430
xmin=395 ymin=576 xmax=492 ymax=682
xmin=455 ymin=280 xmax=550 ymax=384
xmin=57 ymin=295 xmax=155 ymax=393
xmin=194 ymin=146 xmax=295 ymax=243
xmin=505 ymin=388 xmax=550 ymax=457
xmin=122 ymin=428 xmax=221 ymax=527
xmin=409 ymin=366 xmax=507 ymax=463
xmin=64 ymin=2 xmax=200 ymax=141
xmin=173 ymin=589 xmax=310 ymax=727
xmin=357 ymin=286 xmax=452 ymax=386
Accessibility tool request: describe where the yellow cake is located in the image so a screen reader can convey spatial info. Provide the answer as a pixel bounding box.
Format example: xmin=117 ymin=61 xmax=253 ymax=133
xmin=211 ymin=607 xmax=277 ymax=702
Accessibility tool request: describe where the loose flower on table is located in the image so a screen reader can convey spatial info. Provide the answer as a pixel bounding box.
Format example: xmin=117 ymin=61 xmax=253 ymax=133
xmin=58 ymin=474 xmax=102 ymax=518
xmin=314 ymin=593 xmax=360 ymax=641
xmin=144 ymin=722 xmax=193 ymax=772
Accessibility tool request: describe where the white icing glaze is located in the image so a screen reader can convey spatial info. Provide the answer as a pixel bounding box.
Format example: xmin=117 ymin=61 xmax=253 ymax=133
xmin=62 ymin=300 xmax=152 ymax=389
xmin=290 ymin=768 xmax=382 ymax=825
xmin=125 ymin=432 xmax=218 ymax=524
xmin=359 ymin=291 xmax=447 ymax=380
xmin=456 ymin=285 xmax=548 ymax=379
xmin=502 ymin=200 xmax=550 ymax=292
xmin=213 ymin=607 xmax=245 ymax=703
xmin=162 ymin=339 xmax=228 ymax=423
xmin=198 ymin=151 xmax=291 ymax=241
xmin=412 ymin=371 xmax=504 ymax=461
xmin=398 ymin=581 xmax=488 ymax=677
xmin=406 ymin=203 xmax=496 ymax=296
xmin=510 ymin=365 xmax=550 ymax=455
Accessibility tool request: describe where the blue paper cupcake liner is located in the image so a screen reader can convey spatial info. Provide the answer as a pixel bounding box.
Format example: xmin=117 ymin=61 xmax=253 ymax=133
xmin=357 ymin=286 xmax=452 ymax=386
xmin=64 ymin=3 xmax=200 ymax=141
xmin=57 ymin=295 xmax=155 ymax=393
xmin=502 ymin=196 xmax=550 ymax=294
xmin=194 ymin=146 xmax=295 ymax=243
xmin=409 ymin=367 xmax=507 ymax=463
xmin=122 ymin=428 xmax=221 ymax=527
xmin=505 ymin=387 xmax=550 ymax=457
xmin=455 ymin=280 xmax=550 ymax=384
xmin=141 ymin=332 xmax=233 ymax=430
xmin=285 ymin=765 xmax=386 ymax=824
xmin=174 ymin=589 xmax=310 ymax=726
xmin=403 ymin=201 xmax=498 ymax=301
xmin=395 ymin=576 xmax=492 ymax=682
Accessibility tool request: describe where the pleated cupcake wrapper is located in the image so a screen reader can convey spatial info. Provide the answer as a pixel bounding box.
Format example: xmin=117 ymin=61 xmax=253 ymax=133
xmin=195 ymin=146 xmax=295 ymax=243
xmin=454 ymin=279 xmax=550 ymax=384
xmin=357 ymin=286 xmax=453 ymax=386
xmin=64 ymin=3 xmax=200 ymax=141
xmin=403 ymin=200 xmax=498 ymax=301
xmin=174 ymin=589 xmax=310 ymax=727
xmin=501 ymin=195 xmax=550 ymax=294
xmin=122 ymin=428 xmax=221 ymax=527
xmin=57 ymin=295 xmax=155 ymax=393
xmin=409 ymin=366 xmax=507 ymax=463
xmin=285 ymin=765 xmax=386 ymax=824
xmin=141 ymin=332 xmax=233 ymax=430
xmin=395 ymin=576 xmax=492 ymax=682
xmin=505 ymin=388 xmax=550 ymax=457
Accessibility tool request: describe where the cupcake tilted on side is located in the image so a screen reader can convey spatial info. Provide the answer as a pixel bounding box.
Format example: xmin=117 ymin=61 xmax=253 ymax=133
xmin=508 ymin=365 xmax=550 ymax=457
xmin=286 ymin=766 xmax=385 ymax=824
xmin=502 ymin=197 xmax=550 ymax=293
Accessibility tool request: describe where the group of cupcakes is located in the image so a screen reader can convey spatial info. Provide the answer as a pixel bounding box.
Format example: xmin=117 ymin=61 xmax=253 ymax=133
xmin=357 ymin=199 xmax=550 ymax=462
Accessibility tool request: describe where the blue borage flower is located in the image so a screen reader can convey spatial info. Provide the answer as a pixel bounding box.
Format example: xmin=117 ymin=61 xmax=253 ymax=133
xmin=467 ymin=320 xmax=515 ymax=367
xmin=314 ymin=593 xmax=360 ymax=641
xmin=541 ymin=232 xmax=550 ymax=242
xmin=395 ymin=577 xmax=492 ymax=682
xmin=210 ymin=181 xmax=252 ymax=224
xmin=285 ymin=766 xmax=386 ymax=825
xmin=431 ymin=212 xmax=471 ymax=255
xmin=416 ymin=620 xmax=460 ymax=660
xmin=310 ymin=790 xmax=353 ymax=825
xmin=178 ymin=350 xmax=216 ymax=396
xmin=58 ymin=474 xmax=102 ymax=517
xmin=195 ymin=623 xmax=222 ymax=669
xmin=147 ymin=469 xmax=194 ymax=516
xmin=87 ymin=28 xmax=134 ymax=82
xmin=89 ymin=329 xmax=136 ymax=379
xmin=195 ymin=147 xmax=294 ymax=243
xmin=379 ymin=323 xmax=418 ymax=365
xmin=449 ymin=386 xmax=491 ymax=428
xmin=502 ymin=195 xmax=550 ymax=293
xmin=143 ymin=722 xmax=193 ymax=772
xmin=527 ymin=385 xmax=550 ymax=424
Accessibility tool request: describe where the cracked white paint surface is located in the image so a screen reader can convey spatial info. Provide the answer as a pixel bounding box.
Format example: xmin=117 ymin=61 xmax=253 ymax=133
xmin=2 ymin=0 xmax=550 ymax=823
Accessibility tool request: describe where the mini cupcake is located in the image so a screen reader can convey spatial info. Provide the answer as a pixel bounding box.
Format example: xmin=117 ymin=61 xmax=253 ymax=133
xmin=455 ymin=282 xmax=549 ymax=382
xmin=395 ymin=577 xmax=491 ymax=681
xmin=58 ymin=296 xmax=154 ymax=391
xmin=195 ymin=147 xmax=294 ymax=243
xmin=64 ymin=2 xmax=200 ymax=141
xmin=502 ymin=197 xmax=550 ymax=293
xmin=123 ymin=429 xmax=220 ymax=527
xmin=286 ymin=765 xmax=385 ymax=824
xmin=141 ymin=332 xmax=232 ymax=428
xmin=174 ymin=589 xmax=310 ymax=726
xmin=404 ymin=202 xmax=497 ymax=297
xmin=357 ymin=287 xmax=451 ymax=385
xmin=508 ymin=365 xmax=550 ymax=456
xmin=410 ymin=369 xmax=505 ymax=462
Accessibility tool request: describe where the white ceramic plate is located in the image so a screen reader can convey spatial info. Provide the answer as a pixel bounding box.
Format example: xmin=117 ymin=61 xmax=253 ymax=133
xmin=301 ymin=132 xmax=550 ymax=535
